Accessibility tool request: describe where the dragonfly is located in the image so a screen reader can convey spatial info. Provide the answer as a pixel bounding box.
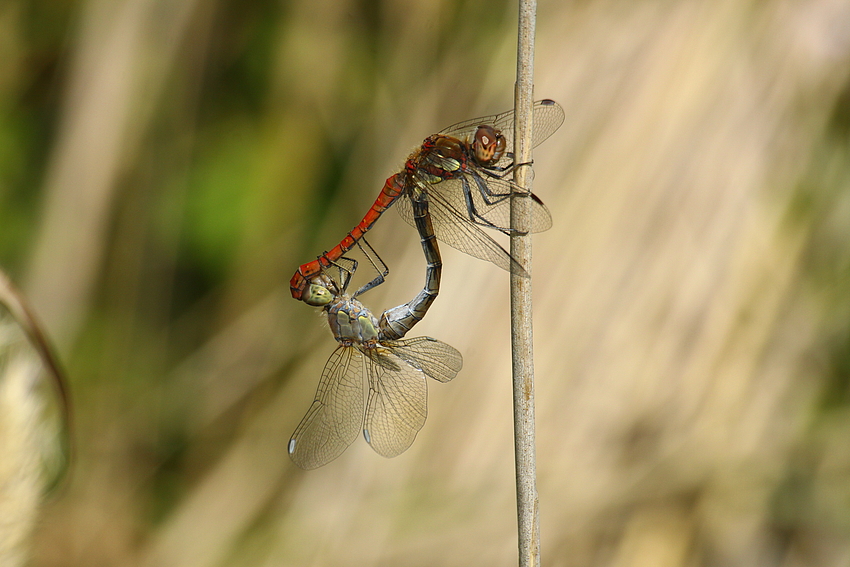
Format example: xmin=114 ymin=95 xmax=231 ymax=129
xmin=290 ymin=99 xmax=565 ymax=302
xmin=288 ymin=264 xmax=460 ymax=470
xmin=289 ymin=193 xmax=457 ymax=469
xmin=296 ymin=194 xmax=442 ymax=343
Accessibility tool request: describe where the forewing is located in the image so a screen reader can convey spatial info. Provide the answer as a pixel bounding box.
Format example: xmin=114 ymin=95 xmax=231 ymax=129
xmin=439 ymin=100 xmax=565 ymax=161
xmin=468 ymin=186 xmax=553 ymax=234
xmin=288 ymin=346 xmax=365 ymax=469
xmin=528 ymin=99 xmax=566 ymax=148
xmin=362 ymin=347 xmax=428 ymax=458
xmin=438 ymin=106 xmax=517 ymax=146
xmin=449 ymin=171 xmax=553 ymax=234
xmin=396 ymin=191 xmax=529 ymax=277
xmin=386 ymin=337 xmax=463 ymax=383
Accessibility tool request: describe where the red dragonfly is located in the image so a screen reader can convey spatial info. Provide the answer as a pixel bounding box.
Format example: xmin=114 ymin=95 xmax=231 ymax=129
xmin=291 ymin=99 xmax=565 ymax=301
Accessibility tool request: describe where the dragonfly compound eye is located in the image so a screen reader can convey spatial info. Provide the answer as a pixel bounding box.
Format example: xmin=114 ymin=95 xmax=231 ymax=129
xmin=303 ymin=283 xmax=333 ymax=306
xmin=472 ymin=125 xmax=505 ymax=164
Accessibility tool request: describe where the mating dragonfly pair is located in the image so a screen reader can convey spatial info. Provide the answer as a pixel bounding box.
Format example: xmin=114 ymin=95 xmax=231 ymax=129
xmin=288 ymin=100 xmax=565 ymax=469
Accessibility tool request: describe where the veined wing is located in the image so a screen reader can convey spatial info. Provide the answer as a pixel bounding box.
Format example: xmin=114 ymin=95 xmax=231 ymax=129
xmin=288 ymin=346 xmax=365 ymax=470
xmin=424 ymin=172 xmax=552 ymax=235
xmin=397 ymin=190 xmax=529 ymax=276
xmin=386 ymin=337 xmax=462 ymax=383
xmin=362 ymin=346 xmax=428 ymax=458
xmin=362 ymin=338 xmax=462 ymax=459
xmin=439 ymin=100 xmax=565 ymax=168
xmin=459 ymin=186 xmax=552 ymax=234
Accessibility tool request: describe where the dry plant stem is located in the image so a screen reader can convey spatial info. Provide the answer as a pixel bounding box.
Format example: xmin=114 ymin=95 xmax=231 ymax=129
xmin=511 ymin=0 xmax=540 ymax=566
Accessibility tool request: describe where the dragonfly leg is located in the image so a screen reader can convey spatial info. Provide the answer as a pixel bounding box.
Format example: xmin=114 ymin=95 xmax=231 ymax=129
xmin=507 ymin=161 xmax=535 ymax=197
xmin=325 ymin=255 xmax=358 ymax=294
xmin=480 ymin=157 xmax=534 ymax=178
xmin=461 ymin=176 xmax=529 ymax=237
xmin=471 ymin=170 xmax=512 ymax=205
xmin=477 ymin=161 xmax=536 ymax=205
xmin=352 ymin=238 xmax=389 ymax=298
xmin=470 ymin=168 xmax=533 ymax=211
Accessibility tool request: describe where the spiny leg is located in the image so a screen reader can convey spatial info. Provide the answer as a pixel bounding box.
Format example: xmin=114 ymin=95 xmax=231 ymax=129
xmin=325 ymin=255 xmax=358 ymax=294
xmin=352 ymin=238 xmax=389 ymax=298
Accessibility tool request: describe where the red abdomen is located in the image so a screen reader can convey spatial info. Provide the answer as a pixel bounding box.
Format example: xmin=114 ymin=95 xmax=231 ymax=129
xmin=290 ymin=172 xmax=405 ymax=300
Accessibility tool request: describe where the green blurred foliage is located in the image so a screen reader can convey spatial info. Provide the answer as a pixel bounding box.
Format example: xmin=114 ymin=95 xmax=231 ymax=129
xmin=0 ymin=2 xmax=72 ymax=273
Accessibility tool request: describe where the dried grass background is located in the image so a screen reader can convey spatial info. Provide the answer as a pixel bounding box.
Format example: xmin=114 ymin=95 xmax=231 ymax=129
xmin=4 ymin=0 xmax=850 ymax=565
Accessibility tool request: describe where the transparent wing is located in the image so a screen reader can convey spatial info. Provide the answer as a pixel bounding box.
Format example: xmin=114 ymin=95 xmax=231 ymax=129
xmin=362 ymin=347 xmax=427 ymax=458
xmin=424 ymin=171 xmax=552 ymax=234
xmin=362 ymin=338 xmax=462 ymax=459
xmin=439 ymin=99 xmax=565 ymax=168
xmin=288 ymin=346 xmax=365 ymax=469
xmin=0 ymin=273 xmax=70 ymax=493
xmin=397 ymin=190 xmax=529 ymax=276
xmin=458 ymin=186 xmax=552 ymax=234
xmin=386 ymin=337 xmax=463 ymax=383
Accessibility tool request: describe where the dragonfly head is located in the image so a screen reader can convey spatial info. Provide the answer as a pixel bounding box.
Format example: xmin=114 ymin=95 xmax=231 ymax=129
xmin=303 ymin=283 xmax=333 ymax=306
xmin=472 ymin=125 xmax=506 ymax=165
xmin=301 ymin=275 xmax=336 ymax=306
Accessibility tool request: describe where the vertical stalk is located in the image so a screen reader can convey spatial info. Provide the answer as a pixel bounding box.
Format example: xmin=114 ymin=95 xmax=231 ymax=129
xmin=511 ymin=1 xmax=539 ymax=566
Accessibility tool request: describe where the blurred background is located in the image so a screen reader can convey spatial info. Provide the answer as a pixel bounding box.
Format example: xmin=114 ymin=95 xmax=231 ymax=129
xmin=3 ymin=0 xmax=850 ymax=565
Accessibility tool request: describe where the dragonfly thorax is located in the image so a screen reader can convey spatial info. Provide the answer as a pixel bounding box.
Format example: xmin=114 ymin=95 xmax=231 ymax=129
xmin=327 ymin=296 xmax=379 ymax=345
xmin=406 ymin=135 xmax=465 ymax=189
